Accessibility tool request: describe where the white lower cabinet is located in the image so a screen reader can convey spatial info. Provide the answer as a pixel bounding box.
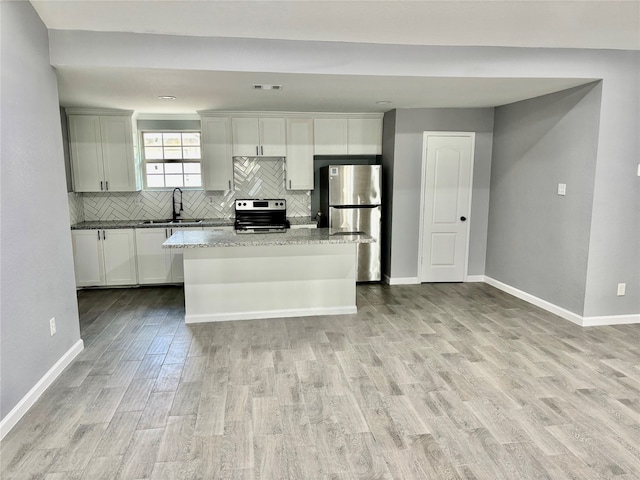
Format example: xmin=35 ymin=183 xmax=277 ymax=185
xmin=71 ymin=229 xmax=137 ymax=287
xmin=290 ymin=223 xmax=317 ymax=229
xmin=136 ymin=227 xmax=201 ymax=284
xmin=202 ymin=226 xmax=234 ymax=232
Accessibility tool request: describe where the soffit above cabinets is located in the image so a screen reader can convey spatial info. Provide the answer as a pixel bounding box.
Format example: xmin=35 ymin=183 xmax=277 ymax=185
xmin=55 ymin=66 xmax=597 ymax=114
xmin=31 ymin=1 xmax=640 ymax=51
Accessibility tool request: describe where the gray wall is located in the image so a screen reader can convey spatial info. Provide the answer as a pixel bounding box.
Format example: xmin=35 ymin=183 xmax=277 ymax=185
xmin=384 ymin=108 xmax=495 ymax=280
xmin=486 ymin=83 xmax=602 ymax=315
xmin=582 ymin=60 xmax=640 ymax=317
xmin=1 ymin=2 xmax=81 ymax=420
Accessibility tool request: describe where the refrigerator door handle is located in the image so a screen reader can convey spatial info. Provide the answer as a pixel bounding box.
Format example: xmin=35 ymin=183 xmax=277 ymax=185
xmin=330 ymin=205 xmax=380 ymax=209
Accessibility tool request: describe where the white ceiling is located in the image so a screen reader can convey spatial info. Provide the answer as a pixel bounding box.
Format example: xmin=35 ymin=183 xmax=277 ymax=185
xmin=31 ymin=0 xmax=639 ymax=114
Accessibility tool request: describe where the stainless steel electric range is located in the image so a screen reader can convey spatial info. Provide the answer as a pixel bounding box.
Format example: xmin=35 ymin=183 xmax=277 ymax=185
xmin=234 ymin=199 xmax=290 ymax=233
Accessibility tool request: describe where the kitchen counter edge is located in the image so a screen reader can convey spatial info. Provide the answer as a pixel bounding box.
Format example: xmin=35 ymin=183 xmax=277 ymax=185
xmin=163 ymin=228 xmax=373 ymax=248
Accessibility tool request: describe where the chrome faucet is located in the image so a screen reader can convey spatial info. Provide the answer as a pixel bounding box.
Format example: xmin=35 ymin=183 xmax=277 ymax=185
xmin=172 ymin=188 xmax=183 ymax=221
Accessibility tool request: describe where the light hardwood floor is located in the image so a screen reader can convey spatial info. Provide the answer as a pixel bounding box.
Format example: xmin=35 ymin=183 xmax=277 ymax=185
xmin=1 ymin=283 xmax=639 ymax=479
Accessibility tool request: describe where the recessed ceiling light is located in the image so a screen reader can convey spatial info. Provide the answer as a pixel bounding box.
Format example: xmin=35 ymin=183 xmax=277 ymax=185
xmin=158 ymin=95 xmax=176 ymax=100
xmin=253 ymin=84 xmax=283 ymax=91
xmin=376 ymin=100 xmax=391 ymax=105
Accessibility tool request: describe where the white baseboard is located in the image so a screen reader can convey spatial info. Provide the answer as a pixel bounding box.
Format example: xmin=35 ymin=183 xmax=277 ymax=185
xmin=581 ymin=314 xmax=640 ymax=327
xmin=185 ymin=306 xmax=358 ymax=323
xmin=465 ymin=275 xmax=486 ymax=282
xmin=484 ymin=276 xmax=584 ymax=325
xmin=385 ymin=274 xmax=484 ymax=284
xmin=0 ymin=339 xmax=84 ymax=440
xmin=484 ymin=276 xmax=639 ymax=327
xmin=385 ymin=275 xmax=419 ymax=285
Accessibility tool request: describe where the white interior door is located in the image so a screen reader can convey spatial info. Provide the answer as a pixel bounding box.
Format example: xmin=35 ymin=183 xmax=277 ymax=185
xmin=419 ymin=133 xmax=474 ymax=282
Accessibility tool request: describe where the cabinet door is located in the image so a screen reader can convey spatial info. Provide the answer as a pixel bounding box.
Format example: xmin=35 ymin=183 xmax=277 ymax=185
xmin=289 ymin=224 xmax=317 ymax=229
xmin=314 ymin=118 xmax=348 ymax=155
xmin=201 ymin=117 xmax=234 ymax=191
xmin=169 ymin=227 xmax=202 ymax=283
xmin=71 ymin=230 xmax=105 ymax=286
xmin=347 ymin=118 xmax=382 ymax=155
xmin=202 ymin=226 xmax=233 ymax=232
xmin=232 ymin=118 xmax=260 ymax=156
xmin=102 ymin=229 xmax=137 ymax=285
xmin=259 ymin=118 xmax=286 ymax=156
xmin=100 ymin=116 xmax=138 ymax=192
xmin=285 ymin=118 xmax=314 ymax=190
xmin=135 ymin=228 xmax=172 ymax=284
xmin=68 ymin=115 xmax=105 ymax=192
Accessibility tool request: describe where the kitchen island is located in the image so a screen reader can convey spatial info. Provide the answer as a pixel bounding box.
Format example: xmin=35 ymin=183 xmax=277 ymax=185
xmin=163 ymin=229 xmax=373 ymax=323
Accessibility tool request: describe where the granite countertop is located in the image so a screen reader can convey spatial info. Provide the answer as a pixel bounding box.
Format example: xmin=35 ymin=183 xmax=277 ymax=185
xmin=71 ymin=217 xmax=316 ymax=230
xmin=163 ymin=228 xmax=373 ymax=248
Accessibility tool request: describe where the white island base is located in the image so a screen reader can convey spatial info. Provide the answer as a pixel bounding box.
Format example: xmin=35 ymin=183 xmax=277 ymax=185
xmin=182 ymin=242 xmax=357 ymax=323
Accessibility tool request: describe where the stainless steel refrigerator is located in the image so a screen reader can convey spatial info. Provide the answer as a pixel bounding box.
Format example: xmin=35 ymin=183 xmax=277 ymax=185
xmin=318 ymin=165 xmax=382 ymax=282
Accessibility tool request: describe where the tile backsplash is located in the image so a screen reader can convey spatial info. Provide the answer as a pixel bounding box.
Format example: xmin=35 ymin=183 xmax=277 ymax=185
xmin=68 ymin=192 xmax=84 ymax=225
xmin=69 ymin=157 xmax=311 ymax=223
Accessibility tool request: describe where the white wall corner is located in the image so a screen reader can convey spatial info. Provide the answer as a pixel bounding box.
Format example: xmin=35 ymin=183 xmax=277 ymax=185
xmin=0 ymin=339 xmax=84 ymax=440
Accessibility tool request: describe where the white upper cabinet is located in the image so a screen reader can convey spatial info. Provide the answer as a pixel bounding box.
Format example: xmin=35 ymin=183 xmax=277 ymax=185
xmin=313 ymin=116 xmax=382 ymax=155
xmin=232 ymin=117 xmax=286 ymax=157
xmin=200 ymin=116 xmax=234 ymax=191
xmin=314 ymin=118 xmax=348 ymax=155
xmin=285 ymin=118 xmax=314 ymax=190
xmin=347 ymin=118 xmax=383 ymax=155
xmin=68 ymin=110 xmax=139 ymax=192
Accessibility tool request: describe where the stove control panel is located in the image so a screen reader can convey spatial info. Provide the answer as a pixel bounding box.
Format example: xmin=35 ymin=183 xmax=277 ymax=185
xmin=235 ymin=199 xmax=286 ymax=210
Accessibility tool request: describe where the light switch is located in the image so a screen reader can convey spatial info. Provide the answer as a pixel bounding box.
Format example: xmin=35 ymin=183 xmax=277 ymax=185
xmin=557 ymin=183 xmax=566 ymax=196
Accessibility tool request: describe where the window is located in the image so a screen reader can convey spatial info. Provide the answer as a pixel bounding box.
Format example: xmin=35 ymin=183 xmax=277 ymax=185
xmin=142 ymin=131 xmax=202 ymax=188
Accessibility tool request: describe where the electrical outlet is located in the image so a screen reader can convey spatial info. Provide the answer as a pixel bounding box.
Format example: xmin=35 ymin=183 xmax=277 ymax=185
xmin=49 ymin=317 xmax=56 ymax=336
xmin=557 ymin=183 xmax=566 ymax=196
xmin=617 ymin=283 xmax=626 ymax=296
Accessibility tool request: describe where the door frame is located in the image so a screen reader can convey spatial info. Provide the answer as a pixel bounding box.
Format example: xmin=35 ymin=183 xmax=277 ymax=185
xmin=417 ymin=131 xmax=476 ymax=283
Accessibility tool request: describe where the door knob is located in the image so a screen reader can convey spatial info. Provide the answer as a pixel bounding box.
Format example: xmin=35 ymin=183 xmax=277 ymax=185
xmin=460 ymin=216 xmax=467 ymax=222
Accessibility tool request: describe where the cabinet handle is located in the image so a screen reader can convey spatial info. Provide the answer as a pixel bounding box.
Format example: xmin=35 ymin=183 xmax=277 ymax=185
xmin=105 ymin=181 xmax=109 ymax=191
xmin=103 ymin=230 xmax=106 ymax=240
xmin=256 ymin=146 xmax=259 ymax=156
xmin=100 ymin=181 xmax=103 ymax=191
xmin=98 ymin=230 xmax=101 ymax=240
xmin=228 ymin=179 xmax=232 ymax=190
xmin=289 ymin=180 xmax=292 ymax=189
xmin=261 ymin=146 xmax=264 ymax=156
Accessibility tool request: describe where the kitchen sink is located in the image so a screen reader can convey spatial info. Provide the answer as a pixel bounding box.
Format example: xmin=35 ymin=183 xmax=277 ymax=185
xmin=140 ymin=219 xmax=204 ymax=225
xmin=171 ymin=218 xmax=204 ymax=224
